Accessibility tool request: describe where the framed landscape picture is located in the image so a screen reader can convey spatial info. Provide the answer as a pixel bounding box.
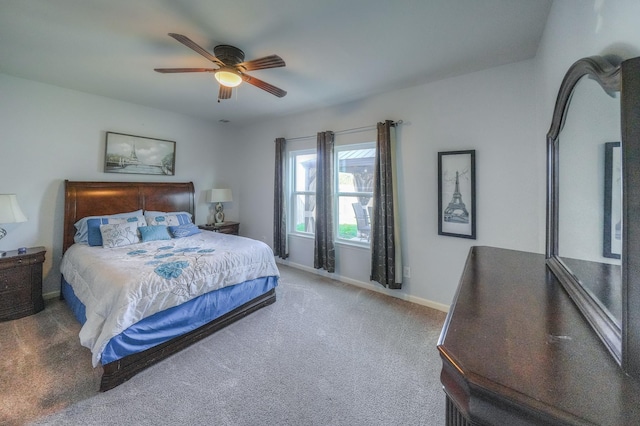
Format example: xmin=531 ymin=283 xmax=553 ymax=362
xmin=603 ymin=141 xmax=621 ymax=259
xmin=104 ymin=132 xmax=176 ymax=176
xmin=438 ymin=150 xmax=476 ymax=239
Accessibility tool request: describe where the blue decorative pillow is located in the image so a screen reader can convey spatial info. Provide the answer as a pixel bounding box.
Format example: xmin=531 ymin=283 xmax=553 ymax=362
xmin=100 ymin=222 xmax=141 ymax=248
xmin=87 ymin=216 xmax=147 ymax=247
xmin=168 ymin=223 xmax=202 ymax=238
xmin=139 ymin=225 xmax=172 ymax=242
xmin=145 ymin=213 xmax=192 ymax=227
xmin=74 ymin=209 xmax=143 ymax=244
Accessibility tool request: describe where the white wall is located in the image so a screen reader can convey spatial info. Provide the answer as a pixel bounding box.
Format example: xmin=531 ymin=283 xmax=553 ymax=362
xmin=0 ymin=74 xmax=231 ymax=295
xmin=230 ymin=0 xmax=640 ymax=310
xmin=534 ymin=0 xmax=640 ymax=257
xmin=232 ymin=59 xmax=540 ymax=309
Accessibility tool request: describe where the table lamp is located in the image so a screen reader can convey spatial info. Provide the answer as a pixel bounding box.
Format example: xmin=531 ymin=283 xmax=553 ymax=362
xmin=0 ymin=194 xmax=27 ymax=256
xmin=206 ymin=189 xmax=233 ymax=224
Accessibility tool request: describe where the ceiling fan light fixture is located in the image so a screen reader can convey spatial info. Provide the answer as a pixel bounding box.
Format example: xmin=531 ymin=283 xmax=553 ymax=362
xmin=214 ymin=69 xmax=242 ymax=88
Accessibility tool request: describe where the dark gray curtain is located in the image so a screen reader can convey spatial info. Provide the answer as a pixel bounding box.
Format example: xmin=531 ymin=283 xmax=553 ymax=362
xmin=370 ymin=120 xmax=402 ymax=289
xmin=314 ymin=131 xmax=335 ymax=272
xmin=273 ymin=137 xmax=288 ymax=259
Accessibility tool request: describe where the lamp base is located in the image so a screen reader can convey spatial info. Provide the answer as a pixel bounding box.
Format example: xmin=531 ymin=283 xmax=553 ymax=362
xmin=214 ymin=211 xmax=225 ymax=224
xmin=214 ymin=202 xmax=225 ymax=224
xmin=0 ymin=227 xmax=5 ymax=256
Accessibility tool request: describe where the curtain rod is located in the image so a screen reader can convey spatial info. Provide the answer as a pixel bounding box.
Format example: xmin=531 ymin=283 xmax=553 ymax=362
xmin=285 ymin=120 xmax=403 ymax=142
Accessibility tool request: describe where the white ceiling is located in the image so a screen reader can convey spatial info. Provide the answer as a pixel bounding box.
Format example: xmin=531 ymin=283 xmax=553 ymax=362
xmin=0 ymin=0 xmax=552 ymax=126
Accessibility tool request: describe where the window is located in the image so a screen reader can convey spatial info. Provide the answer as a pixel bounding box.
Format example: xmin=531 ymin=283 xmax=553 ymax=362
xmin=290 ymin=150 xmax=316 ymax=234
xmin=335 ymin=143 xmax=375 ymax=244
xmin=289 ymin=142 xmax=375 ymax=246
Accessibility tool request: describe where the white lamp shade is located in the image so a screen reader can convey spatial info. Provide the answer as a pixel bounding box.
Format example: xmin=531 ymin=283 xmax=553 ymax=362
xmin=206 ymin=189 xmax=233 ymax=203
xmin=214 ymin=69 xmax=242 ymax=88
xmin=0 ymin=194 xmax=27 ymax=224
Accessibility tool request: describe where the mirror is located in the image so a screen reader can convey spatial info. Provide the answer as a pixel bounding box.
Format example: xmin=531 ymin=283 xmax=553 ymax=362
xmin=557 ymin=74 xmax=621 ymax=327
xmin=547 ymin=56 xmax=640 ymax=377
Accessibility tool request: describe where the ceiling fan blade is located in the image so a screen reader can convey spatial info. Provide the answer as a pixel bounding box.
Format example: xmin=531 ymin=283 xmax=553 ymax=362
xmin=218 ymin=85 xmax=232 ymax=100
xmin=241 ymin=74 xmax=287 ymax=98
xmin=168 ymin=33 xmax=225 ymax=67
xmin=154 ymin=68 xmax=216 ymax=73
xmin=237 ymin=55 xmax=285 ymax=71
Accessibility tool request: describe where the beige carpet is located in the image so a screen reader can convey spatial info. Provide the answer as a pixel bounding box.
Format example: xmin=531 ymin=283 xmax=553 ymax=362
xmin=1 ymin=265 xmax=446 ymax=426
xmin=0 ymin=296 xmax=102 ymax=425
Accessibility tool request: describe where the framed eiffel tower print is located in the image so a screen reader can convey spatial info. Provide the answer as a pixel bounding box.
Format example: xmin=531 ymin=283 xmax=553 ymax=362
xmin=438 ymin=150 xmax=476 ymax=239
xmin=104 ymin=132 xmax=176 ymax=176
xmin=603 ymin=142 xmax=621 ymax=259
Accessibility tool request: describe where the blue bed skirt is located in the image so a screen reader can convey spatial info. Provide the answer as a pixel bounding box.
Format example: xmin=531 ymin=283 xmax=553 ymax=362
xmin=62 ymin=275 xmax=278 ymax=365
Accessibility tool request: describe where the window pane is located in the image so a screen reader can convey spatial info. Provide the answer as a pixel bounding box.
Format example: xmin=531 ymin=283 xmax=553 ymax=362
xmin=337 ymin=147 xmax=375 ymax=194
xmin=335 ymin=145 xmax=375 ymax=243
xmin=295 ymin=154 xmax=316 ymax=192
xmin=337 ymin=195 xmax=372 ymax=241
xmin=293 ymin=193 xmax=315 ymax=233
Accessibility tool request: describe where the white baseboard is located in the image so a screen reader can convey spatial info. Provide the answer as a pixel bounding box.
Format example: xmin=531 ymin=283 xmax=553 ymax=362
xmin=275 ymin=258 xmax=449 ymax=313
xmin=43 ymin=291 xmax=61 ymax=300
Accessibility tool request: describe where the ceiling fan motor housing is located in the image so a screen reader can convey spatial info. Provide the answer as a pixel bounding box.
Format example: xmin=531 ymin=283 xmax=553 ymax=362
xmin=214 ymin=45 xmax=245 ymax=66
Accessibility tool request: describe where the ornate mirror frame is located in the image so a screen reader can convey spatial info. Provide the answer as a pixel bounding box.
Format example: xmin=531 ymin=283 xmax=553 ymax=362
xmin=546 ymin=55 xmax=640 ymax=377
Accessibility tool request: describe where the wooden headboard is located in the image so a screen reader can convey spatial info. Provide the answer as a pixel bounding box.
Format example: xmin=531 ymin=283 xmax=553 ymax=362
xmin=63 ymin=180 xmax=195 ymax=253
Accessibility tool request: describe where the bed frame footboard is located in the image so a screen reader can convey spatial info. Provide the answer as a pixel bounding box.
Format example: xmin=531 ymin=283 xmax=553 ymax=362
xmin=100 ymin=288 xmax=276 ymax=391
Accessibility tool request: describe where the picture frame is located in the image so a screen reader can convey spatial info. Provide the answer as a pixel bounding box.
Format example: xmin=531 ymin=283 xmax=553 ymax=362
xmin=104 ymin=132 xmax=176 ymax=176
xmin=603 ymin=141 xmax=621 ymax=259
xmin=438 ymin=150 xmax=476 ymax=239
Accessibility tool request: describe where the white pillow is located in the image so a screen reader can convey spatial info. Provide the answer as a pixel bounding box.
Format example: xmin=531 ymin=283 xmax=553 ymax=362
xmin=145 ymin=212 xmax=193 ymax=227
xmin=100 ymin=221 xmax=141 ymax=248
xmin=74 ymin=209 xmax=143 ymax=244
xmin=144 ymin=210 xmax=192 ymax=219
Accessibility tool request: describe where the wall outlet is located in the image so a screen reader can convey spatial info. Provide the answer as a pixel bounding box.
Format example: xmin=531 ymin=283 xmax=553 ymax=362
xmin=403 ymin=266 xmax=411 ymax=278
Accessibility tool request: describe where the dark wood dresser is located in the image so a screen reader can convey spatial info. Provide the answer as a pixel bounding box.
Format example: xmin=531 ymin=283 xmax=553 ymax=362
xmin=0 ymin=246 xmax=45 ymax=321
xmin=438 ymin=246 xmax=640 ymax=425
xmin=198 ymin=221 xmax=239 ymax=235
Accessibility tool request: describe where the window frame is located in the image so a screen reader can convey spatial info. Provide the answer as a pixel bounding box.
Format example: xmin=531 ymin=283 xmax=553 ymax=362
xmin=287 ymin=141 xmax=376 ymax=248
xmin=289 ymin=148 xmax=317 ymax=237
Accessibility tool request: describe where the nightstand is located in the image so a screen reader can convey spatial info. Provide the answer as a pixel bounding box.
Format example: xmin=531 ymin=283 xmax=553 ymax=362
xmin=198 ymin=221 xmax=240 ymax=235
xmin=0 ymin=246 xmax=46 ymax=321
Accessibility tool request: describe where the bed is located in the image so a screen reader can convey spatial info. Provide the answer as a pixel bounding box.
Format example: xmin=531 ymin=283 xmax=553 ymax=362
xmin=61 ymin=180 xmax=278 ymax=391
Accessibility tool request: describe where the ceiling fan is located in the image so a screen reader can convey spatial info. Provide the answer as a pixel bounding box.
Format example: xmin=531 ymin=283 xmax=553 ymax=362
xmin=155 ymin=33 xmax=287 ymax=101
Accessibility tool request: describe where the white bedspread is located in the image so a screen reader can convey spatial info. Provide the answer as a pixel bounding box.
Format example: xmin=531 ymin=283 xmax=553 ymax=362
xmin=60 ymin=232 xmax=279 ymax=366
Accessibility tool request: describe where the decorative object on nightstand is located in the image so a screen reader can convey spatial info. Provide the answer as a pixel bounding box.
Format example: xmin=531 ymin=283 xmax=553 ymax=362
xmin=0 ymin=194 xmax=28 ymax=257
xmin=198 ymin=221 xmax=240 ymax=236
xmin=0 ymin=246 xmax=45 ymax=321
xmin=206 ymin=188 xmax=233 ymax=224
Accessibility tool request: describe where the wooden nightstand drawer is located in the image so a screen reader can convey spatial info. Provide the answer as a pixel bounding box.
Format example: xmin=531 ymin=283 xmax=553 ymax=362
xmin=198 ymin=221 xmax=240 ymax=236
xmin=216 ymin=223 xmax=239 ymax=235
xmin=0 ymin=247 xmax=45 ymax=321
xmin=0 ymin=287 xmax=32 ymax=310
xmin=0 ymin=256 xmax=39 ymax=271
xmin=0 ymin=267 xmax=31 ymax=294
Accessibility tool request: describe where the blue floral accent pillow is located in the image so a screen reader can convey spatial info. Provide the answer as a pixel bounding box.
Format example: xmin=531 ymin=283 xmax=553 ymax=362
xmin=100 ymin=222 xmax=141 ymax=248
xmin=168 ymin=223 xmax=202 ymax=238
xmin=139 ymin=225 xmax=172 ymax=242
xmin=87 ymin=215 xmax=147 ymax=247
